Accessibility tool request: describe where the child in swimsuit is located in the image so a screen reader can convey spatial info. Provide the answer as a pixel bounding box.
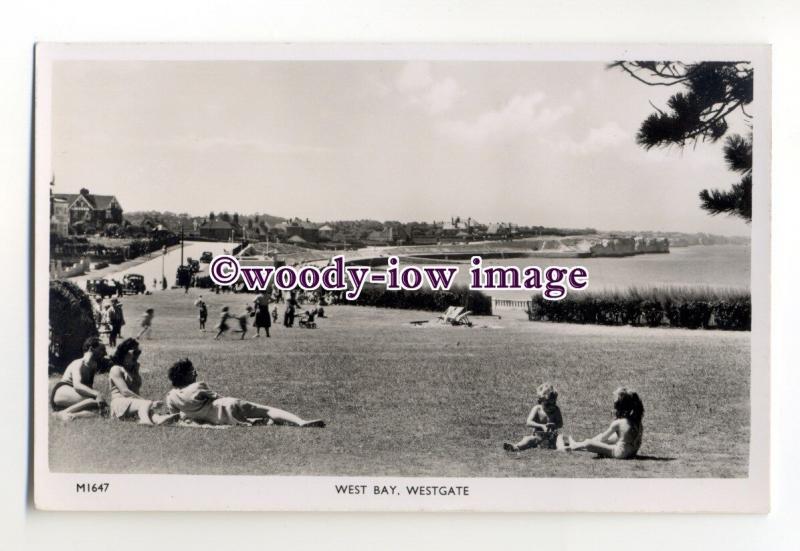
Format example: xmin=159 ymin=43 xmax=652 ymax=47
xmin=164 ymin=358 xmax=325 ymax=427
xmin=565 ymin=387 xmax=644 ymax=459
xmin=503 ymin=382 xmax=564 ymax=451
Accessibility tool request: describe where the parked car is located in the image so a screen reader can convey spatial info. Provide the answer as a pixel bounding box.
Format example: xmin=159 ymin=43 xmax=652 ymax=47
xmin=86 ymin=278 xmax=119 ymax=298
xmin=122 ymin=273 xmax=147 ymax=294
xmin=91 ymin=261 xmax=109 ymax=270
xmin=200 ymin=251 xmax=214 ymax=263
xmin=188 ymin=259 xmax=201 ymax=273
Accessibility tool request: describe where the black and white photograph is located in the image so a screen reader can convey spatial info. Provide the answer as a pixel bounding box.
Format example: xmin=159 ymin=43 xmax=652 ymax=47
xmin=33 ymin=44 xmax=770 ymax=512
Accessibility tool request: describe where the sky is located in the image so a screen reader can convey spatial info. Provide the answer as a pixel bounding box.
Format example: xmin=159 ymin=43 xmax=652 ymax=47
xmin=51 ymin=60 xmax=753 ymax=235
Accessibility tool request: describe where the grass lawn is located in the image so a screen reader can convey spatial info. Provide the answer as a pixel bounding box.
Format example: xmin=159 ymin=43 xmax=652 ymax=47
xmin=48 ymin=289 xmax=750 ymax=478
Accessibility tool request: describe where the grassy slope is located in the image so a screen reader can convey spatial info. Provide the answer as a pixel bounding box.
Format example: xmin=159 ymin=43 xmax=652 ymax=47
xmin=48 ymin=290 xmax=750 ymax=478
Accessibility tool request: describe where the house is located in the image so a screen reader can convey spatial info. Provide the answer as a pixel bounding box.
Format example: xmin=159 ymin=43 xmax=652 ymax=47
xmin=318 ymin=224 xmax=334 ymax=241
xmin=198 ymin=219 xmax=241 ymax=241
xmin=52 ymin=188 xmax=123 ymax=232
xmin=285 ymin=218 xmax=320 ymax=243
xmin=364 ymin=225 xmax=410 ymax=246
xmin=50 ymin=195 xmax=70 ymax=237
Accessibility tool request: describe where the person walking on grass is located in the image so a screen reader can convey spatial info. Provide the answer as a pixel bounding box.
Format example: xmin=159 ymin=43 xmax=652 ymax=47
xmin=503 ymin=382 xmax=564 ymax=452
xmin=284 ymin=291 xmax=298 ymax=327
xmin=195 ymin=296 xmax=208 ymax=331
xmin=50 ymin=337 xmax=108 ymax=421
xmin=253 ymin=292 xmax=271 ymax=338
xmin=236 ymin=306 xmax=252 ymax=339
xmin=99 ymin=300 xmax=116 ymax=346
xmin=214 ymin=306 xmax=250 ymax=340
xmin=111 ymin=297 xmax=125 ymax=343
xmin=562 ymin=387 xmax=644 ymax=459
xmin=165 ymin=358 xmax=325 ymax=427
xmin=214 ymin=306 xmax=232 ymax=340
xmin=137 ymin=308 xmax=155 ymax=339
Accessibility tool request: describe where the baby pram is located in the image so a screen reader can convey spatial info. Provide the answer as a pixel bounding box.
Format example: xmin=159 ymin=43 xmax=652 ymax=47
xmin=299 ymin=310 xmax=317 ymax=329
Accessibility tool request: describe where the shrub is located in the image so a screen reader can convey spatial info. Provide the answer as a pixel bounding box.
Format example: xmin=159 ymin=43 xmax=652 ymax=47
xmin=528 ymin=286 xmax=749 ymax=331
xmin=49 ymin=280 xmax=98 ymax=373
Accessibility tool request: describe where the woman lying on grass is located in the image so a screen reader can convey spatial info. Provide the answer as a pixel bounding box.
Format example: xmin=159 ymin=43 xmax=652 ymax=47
xmin=50 ymin=337 xmax=108 ymax=421
xmin=108 ymin=338 xmax=177 ymax=426
xmin=503 ymin=382 xmax=563 ymax=452
xmin=564 ymin=387 xmax=644 ymax=459
xmin=165 ymin=358 xmax=325 ymax=428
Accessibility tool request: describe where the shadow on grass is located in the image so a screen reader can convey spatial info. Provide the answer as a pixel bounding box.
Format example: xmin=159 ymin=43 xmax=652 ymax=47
xmin=590 ymin=454 xmax=677 ymax=462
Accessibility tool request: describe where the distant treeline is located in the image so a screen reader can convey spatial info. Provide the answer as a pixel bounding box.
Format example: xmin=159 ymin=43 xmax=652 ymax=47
xmin=352 ymin=284 xmax=493 ymax=315
xmin=527 ymin=287 xmax=750 ymax=331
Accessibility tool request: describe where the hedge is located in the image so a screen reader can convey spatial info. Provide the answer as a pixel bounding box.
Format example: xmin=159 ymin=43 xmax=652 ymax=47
xmin=527 ymin=286 xmax=750 ymax=331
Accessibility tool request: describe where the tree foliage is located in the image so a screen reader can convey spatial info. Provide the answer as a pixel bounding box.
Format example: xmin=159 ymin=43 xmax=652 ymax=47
xmin=612 ymin=61 xmax=753 ymax=221
xmin=49 ymin=280 xmax=98 ymax=373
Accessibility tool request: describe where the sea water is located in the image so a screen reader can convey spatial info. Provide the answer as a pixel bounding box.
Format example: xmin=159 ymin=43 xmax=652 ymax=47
xmin=454 ymin=244 xmax=750 ymax=301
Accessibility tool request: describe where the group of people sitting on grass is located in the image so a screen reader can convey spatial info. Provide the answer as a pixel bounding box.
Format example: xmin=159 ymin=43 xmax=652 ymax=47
xmin=50 ymin=336 xmax=325 ymax=428
xmin=51 ymin=337 xmax=642 ymax=460
xmin=503 ymin=382 xmax=644 ymax=460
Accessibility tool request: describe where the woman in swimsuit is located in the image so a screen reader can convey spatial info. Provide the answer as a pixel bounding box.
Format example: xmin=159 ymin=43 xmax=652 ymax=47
xmin=108 ymin=338 xmax=177 ymax=425
xmin=50 ymin=336 xmax=108 ymax=421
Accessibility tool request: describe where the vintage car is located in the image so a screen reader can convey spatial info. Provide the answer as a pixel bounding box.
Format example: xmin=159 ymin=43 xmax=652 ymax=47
xmin=200 ymin=251 xmax=214 ymax=263
xmin=122 ymin=273 xmax=147 ymax=294
xmin=86 ymin=278 xmax=119 ymax=298
xmin=186 ymin=258 xmax=201 ymax=273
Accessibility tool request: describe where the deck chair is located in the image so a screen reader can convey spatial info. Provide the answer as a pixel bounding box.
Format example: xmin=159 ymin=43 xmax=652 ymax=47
xmin=451 ymin=310 xmax=473 ymax=327
xmin=439 ymin=306 xmax=464 ymax=324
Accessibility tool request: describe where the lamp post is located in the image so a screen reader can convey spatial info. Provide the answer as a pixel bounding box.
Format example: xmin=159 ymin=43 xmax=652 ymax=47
xmin=161 ymin=244 xmax=166 ymax=289
xmin=180 ymin=220 xmax=185 ymax=266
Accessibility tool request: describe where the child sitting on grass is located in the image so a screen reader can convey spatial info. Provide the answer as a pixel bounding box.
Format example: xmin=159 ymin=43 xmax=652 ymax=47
xmin=165 ymin=358 xmax=325 ymax=428
xmin=564 ymin=387 xmax=644 ymax=459
xmin=503 ymin=382 xmax=563 ymax=452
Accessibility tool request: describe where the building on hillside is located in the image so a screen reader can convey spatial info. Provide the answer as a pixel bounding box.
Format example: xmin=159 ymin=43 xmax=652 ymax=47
xmin=318 ymin=224 xmax=334 ymax=241
xmin=363 ymin=225 xmax=406 ymax=246
xmin=198 ymin=219 xmax=241 ymax=241
xmin=272 ymin=221 xmax=289 ymax=236
xmin=52 ymin=188 xmax=123 ymax=231
xmin=486 ymin=223 xmax=511 ymax=238
xmin=50 ymin=195 xmax=70 ymax=237
xmin=285 ymin=218 xmax=320 ymax=243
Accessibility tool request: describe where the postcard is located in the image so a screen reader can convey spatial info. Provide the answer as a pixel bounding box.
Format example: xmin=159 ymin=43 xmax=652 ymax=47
xmin=33 ymin=43 xmax=770 ymax=511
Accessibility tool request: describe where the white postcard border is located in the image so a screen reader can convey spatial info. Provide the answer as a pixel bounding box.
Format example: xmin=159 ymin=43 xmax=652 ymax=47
xmin=33 ymin=42 xmax=770 ymax=512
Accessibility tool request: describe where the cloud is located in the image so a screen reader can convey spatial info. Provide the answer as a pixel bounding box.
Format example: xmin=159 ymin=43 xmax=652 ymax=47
xmin=437 ymin=93 xmax=573 ymax=145
xmin=394 ymin=62 xmax=463 ymax=114
xmin=416 ymin=77 xmax=463 ymax=114
xmin=395 ymin=61 xmax=434 ymax=92
xmin=557 ymin=121 xmax=629 ymax=154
